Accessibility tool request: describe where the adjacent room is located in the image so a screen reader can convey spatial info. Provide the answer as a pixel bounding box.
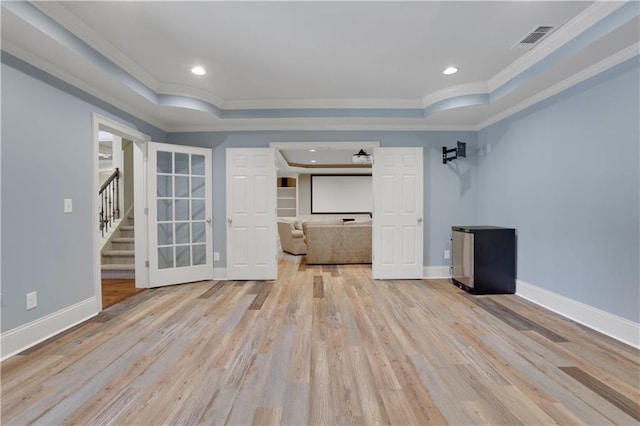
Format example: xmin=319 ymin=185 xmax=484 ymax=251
xmin=2 ymin=1 xmax=639 ymax=424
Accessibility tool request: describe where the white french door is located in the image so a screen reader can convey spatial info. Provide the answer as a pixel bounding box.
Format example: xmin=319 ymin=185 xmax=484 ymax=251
xmin=372 ymin=147 xmax=424 ymax=279
xmin=226 ymin=148 xmax=277 ymax=280
xmin=147 ymin=142 xmax=213 ymax=287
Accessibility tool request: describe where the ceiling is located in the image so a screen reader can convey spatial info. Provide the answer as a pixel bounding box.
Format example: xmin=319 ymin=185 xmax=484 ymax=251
xmin=1 ymin=1 xmax=638 ymax=134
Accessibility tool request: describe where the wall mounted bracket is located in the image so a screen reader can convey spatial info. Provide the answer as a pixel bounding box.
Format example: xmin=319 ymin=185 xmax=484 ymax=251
xmin=442 ymin=141 xmax=466 ymax=164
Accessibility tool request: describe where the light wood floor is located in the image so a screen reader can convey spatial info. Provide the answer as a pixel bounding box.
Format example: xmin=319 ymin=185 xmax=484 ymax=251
xmin=2 ymin=260 xmax=639 ymax=425
xmin=102 ymin=279 xmax=145 ymax=309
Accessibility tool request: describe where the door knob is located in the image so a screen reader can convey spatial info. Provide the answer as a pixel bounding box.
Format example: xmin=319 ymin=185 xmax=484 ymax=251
xmin=417 ymin=217 xmax=423 ymax=223
xmin=227 ymin=218 xmax=232 ymax=224
xmin=206 ymin=218 xmax=212 ymax=224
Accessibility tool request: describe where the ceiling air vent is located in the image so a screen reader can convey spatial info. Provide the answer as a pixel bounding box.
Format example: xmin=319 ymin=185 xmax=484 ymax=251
xmin=512 ymin=25 xmax=555 ymax=50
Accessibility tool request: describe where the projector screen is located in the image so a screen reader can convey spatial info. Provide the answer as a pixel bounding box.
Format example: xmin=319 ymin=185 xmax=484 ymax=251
xmin=311 ymin=175 xmax=372 ymax=214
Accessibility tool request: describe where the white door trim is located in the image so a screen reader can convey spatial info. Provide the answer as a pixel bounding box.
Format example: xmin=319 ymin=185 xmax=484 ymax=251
xmin=92 ymin=114 xmax=151 ymax=312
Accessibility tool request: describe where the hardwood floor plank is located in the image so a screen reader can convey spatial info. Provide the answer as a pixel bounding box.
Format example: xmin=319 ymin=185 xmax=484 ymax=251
xmin=101 ymin=278 xmax=144 ymax=309
xmin=226 ymin=353 xmax=274 ymax=426
xmin=313 ymin=275 xmax=324 ymax=298
xmin=560 ymin=366 xmax=640 ymax=422
xmin=197 ymin=280 xmax=225 ymax=299
xmin=471 ymin=296 xmax=569 ymax=342
xmin=2 ymin=263 xmax=638 ymax=425
xmin=281 ymin=382 xmax=310 ymax=426
xmin=252 ymin=406 xmax=282 ymax=426
xmin=249 ymin=281 xmax=273 ymax=310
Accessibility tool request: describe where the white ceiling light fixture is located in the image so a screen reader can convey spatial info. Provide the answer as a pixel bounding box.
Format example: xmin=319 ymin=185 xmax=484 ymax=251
xmin=191 ymin=66 xmax=206 ymax=76
xmin=310 ymin=159 xmax=317 ymax=163
xmin=443 ymin=66 xmax=458 ymax=75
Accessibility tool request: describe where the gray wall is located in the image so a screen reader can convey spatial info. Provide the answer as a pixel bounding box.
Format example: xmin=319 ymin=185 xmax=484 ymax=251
xmin=167 ymin=131 xmax=478 ymax=269
xmin=1 ymin=62 xmax=166 ymax=332
xmin=298 ymin=174 xmax=311 ymax=215
xmin=477 ymin=58 xmax=640 ymax=322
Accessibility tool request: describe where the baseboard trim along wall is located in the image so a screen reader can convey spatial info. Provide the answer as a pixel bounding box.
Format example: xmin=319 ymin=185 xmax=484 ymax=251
xmin=516 ymin=280 xmax=640 ymax=349
xmin=0 ymin=297 xmax=98 ymax=361
xmin=423 ymin=265 xmax=450 ymax=279
xmin=213 ymin=267 xmax=228 ymax=280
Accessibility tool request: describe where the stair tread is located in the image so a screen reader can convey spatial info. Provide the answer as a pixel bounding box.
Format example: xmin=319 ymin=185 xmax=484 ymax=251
xmin=103 ymin=250 xmax=135 ymax=256
xmin=101 ymin=264 xmax=135 ymax=270
xmin=121 ymin=226 xmax=135 ymax=230
xmin=113 ymin=237 xmax=135 ymax=242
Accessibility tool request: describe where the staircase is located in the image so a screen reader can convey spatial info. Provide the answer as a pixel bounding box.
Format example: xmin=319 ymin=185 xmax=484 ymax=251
xmin=101 ymin=214 xmax=135 ymax=279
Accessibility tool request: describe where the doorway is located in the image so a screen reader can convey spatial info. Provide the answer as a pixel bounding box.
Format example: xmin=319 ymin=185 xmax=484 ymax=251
xmin=92 ymin=114 xmax=150 ymax=311
xmin=268 ymin=142 xmax=424 ymax=280
xmin=98 ymin=130 xmax=138 ymax=308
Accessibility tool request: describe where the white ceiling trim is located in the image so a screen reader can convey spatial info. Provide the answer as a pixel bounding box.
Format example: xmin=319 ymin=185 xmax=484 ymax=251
xmin=222 ymin=97 xmax=424 ymax=110
xmin=4 ymin=0 xmax=636 ymax=133
xmin=33 ymin=1 xmax=160 ymax=93
xmin=478 ymin=43 xmax=640 ymax=130
xmin=421 ymin=82 xmax=489 ymax=109
xmin=271 ymin=141 xmax=380 ymax=151
xmin=15 ymin=0 xmax=618 ymax=119
xmin=1 ymin=41 xmax=167 ymax=132
xmin=488 ymin=0 xmax=628 ymax=92
xmin=167 ymin=119 xmax=478 ymax=133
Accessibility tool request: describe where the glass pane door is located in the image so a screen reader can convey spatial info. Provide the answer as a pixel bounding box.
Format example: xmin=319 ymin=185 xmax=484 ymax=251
xmin=149 ymin=143 xmax=212 ymax=287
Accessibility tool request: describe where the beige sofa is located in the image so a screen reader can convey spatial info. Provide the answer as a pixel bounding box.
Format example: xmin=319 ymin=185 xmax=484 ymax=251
xmin=277 ymin=220 xmax=307 ymax=255
xmin=304 ymin=221 xmax=372 ymax=264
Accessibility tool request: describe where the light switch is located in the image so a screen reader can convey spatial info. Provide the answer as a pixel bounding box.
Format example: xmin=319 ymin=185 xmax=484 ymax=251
xmin=64 ymin=198 xmax=73 ymax=213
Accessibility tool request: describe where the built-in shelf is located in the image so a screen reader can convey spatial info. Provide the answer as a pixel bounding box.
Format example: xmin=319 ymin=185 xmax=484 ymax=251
xmin=277 ymin=177 xmax=297 ymax=217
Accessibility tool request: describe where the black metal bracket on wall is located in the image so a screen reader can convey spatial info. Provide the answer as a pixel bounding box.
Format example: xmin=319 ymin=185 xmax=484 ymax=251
xmin=442 ymin=141 xmax=467 ymax=164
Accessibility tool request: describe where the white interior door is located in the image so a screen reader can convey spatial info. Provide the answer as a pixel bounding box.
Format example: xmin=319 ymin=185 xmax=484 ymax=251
xmin=148 ymin=142 xmax=213 ymax=287
xmin=226 ymin=148 xmax=277 ymax=280
xmin=372 ymin=147 xmax=424 ymax=279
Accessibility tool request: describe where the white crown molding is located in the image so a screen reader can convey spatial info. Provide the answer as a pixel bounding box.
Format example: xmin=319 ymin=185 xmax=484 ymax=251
xmin=2 ymin=41 xmax=168 ymax=132
xmin=478 ymin=43 xmax=640 ymax=130
xmin=27 ymin=2 xmax=426 ymax=114
xmin=488 ymin=0 xmax=628 ymax=92
xmin=222 ymin=97 xmax=424 ymax=110
xmin=167 ymin=118 xmax=477 ymax=133
xmin=157 ymin=82 xmax=228 ymax=110
xmin=32 ymin=1 xmax=160 ymax=93
xmin=421 ymin=82 xmax=489 ymax=108
xmin=517 ymin=279 xmax=639 ymax=349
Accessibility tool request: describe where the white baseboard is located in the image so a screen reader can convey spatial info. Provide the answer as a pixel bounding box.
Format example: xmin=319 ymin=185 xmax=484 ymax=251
xmin=516 ymin=280 xmax=639 ymax=349
xmin=423 ymin=265 xmax=450 ymax=279
xmin=213 ymin=267 xmax=227 ymax=280
xmin=1 ymin=297 xmax=98 ymax=361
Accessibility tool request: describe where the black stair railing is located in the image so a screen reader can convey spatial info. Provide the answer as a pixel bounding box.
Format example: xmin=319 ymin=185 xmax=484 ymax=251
xmin=99 ymin=168 xmax=120 ymax=237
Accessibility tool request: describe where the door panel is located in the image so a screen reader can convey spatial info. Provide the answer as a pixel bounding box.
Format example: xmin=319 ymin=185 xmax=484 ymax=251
xmin=148 ymin=142 xmax=213 ymax=287
xmin=372 ymin=147 xmax=424 ymax=279
xmin=226 ymin=148 xmax=277 ymax=280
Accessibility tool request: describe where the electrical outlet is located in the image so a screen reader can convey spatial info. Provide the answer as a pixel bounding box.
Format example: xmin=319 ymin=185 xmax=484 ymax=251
xmin=214 ymin=252 xmax=220 ymax=261
xmin=26 ymin=292 xmax=37 ymax=310
xmin=444 ymin=250 xmax=450 ymax=260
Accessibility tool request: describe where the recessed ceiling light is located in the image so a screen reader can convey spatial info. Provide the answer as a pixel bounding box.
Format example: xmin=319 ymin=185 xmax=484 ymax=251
xmin=309 ymin=149 xmax=316 ymax=152
xmin=191 ymin=66 xmax=206 ymax=76
xmin=310 ymin=160 xmax=317 ymax=163
xmin=443 ymin=66 xmax=458 ymax=75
